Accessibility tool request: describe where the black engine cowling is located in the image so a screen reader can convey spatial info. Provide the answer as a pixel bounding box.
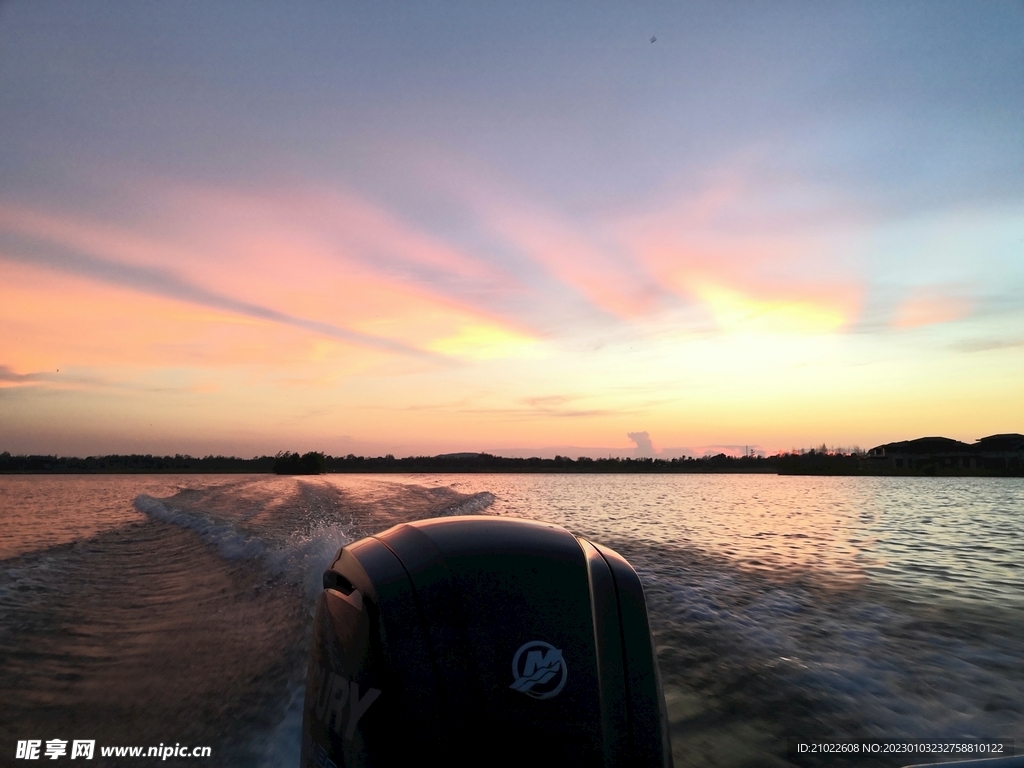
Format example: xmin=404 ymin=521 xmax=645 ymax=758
xmin=300 ymin=515 xmax=672 ymax=767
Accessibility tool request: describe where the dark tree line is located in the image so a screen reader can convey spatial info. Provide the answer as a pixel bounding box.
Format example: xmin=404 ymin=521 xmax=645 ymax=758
xmin=0 ymin=452 xmax=275 ymax=473
xmin=4 ymin=447 xmax=1015 ymax=475
xmin=0 ymin=450 xmax=780 ymax=474
xmin=321 ymin=453 xmax=777 ymax=473
xmin=273 ymin=451 xmax=328 ymax=475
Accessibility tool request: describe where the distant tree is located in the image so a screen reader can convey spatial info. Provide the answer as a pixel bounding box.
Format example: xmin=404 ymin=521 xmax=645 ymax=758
xmin=274 ymin=451 xmax=327 ymax=475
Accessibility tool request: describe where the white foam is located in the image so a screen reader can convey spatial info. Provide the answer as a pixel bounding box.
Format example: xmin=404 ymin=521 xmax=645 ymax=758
xmin=134 ymin=494 xmax=351 ymax=611
xmin=256 ymin=682 xmax=305 ymax=768
xmin=438 ymin=491 xmax=497 ymax=516
xmin=643 ymin=562 xmax=1024 ymax=743
xmin=135 ymin=494 xmax=271 ymax=560
xmin=134 ymin=494 xmax=358 ymax=765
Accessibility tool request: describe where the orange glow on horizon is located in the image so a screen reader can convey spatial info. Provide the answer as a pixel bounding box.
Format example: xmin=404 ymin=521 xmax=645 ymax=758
xmin=2 ymin=176 xmax=1021 ymax=458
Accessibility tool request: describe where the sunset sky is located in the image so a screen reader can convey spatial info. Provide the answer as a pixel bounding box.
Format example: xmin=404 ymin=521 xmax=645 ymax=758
xmin=2 ymin=2 xmax=1022 ymax=458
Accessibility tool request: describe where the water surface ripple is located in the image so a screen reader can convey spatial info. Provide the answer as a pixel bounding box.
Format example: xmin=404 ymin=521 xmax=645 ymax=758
xmin=1 ymin=474 xmax=1021 ymax=767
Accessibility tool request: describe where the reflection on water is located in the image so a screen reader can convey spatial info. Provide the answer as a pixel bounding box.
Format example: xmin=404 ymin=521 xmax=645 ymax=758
xmin=414 ymin=473 xmax=1024 ymax=607
xmin=0 ymin=475 xmax=211 ymax=559
xmin=1 ymin=473 xmax=1022 ymax=767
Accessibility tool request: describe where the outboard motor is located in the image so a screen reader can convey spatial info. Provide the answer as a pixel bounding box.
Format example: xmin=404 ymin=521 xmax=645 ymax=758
xmin=300 ymin=515 xmax=673 ymax=767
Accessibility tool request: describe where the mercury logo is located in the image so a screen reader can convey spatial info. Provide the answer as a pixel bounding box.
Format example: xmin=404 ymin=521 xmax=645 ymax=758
xmin=509 ymin=640 xmax=567 ymax=699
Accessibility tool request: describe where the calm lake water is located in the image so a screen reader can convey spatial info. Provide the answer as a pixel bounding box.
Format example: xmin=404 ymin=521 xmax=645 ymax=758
xmin=1 ymin=474 xmax=1022 ymax=766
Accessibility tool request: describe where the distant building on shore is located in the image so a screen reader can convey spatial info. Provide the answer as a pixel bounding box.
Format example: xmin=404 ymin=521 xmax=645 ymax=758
xmin=865 ymin=434 xmax=1024 ymax=474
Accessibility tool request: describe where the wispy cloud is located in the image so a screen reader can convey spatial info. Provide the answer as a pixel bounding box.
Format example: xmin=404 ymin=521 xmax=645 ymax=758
xmin=481 ymin=203 xmax=666 ymax=319
xmin=0 ymin=195 xmax=547 ymax=363
xmin=611 ymin=165 xmax=866 ymax=334
xmin=0 ymin=365 xmax=51 ymax=383
xmin=0 ymin=365 xmax=176 ymax=393
xmin=374 ymin=393 xmax=628 ymax=420
xmin=399 ymin=154 xmax=866 ymax=336
xmin=953 ymin=337 xmax=1024 ymax=353
xmin=171 ymin=185 xmax=514 ymax=295
xmin=0 ymin=241 xmax=440 ymax=360
xmin=891 ymin=291 xmax=972 ymax=329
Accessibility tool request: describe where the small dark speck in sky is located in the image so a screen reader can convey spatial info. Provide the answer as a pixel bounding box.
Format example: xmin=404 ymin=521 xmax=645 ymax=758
xmin=650 ymin=36 xmax=656 ymax=43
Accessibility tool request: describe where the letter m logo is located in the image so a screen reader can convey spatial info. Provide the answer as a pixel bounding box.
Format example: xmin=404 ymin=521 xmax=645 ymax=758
xmin=524 ymin=649 xmax=559 ymax=677
xmin=511 ymin=647 xmax=563 ymax=692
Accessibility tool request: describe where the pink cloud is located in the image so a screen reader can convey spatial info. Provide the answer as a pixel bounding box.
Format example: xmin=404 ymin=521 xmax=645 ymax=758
xmin=892 ymin=291 xmax=972 ymax=329
xmin=167 ymin=184 xmax=508 ymax=285
xmin=0 ymin=191 xmax=543 ymax=370
xmin=608 ymin=166 xmax=866 ymax=331
xmin=486 ymin=206 xmax=662 ymax=318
